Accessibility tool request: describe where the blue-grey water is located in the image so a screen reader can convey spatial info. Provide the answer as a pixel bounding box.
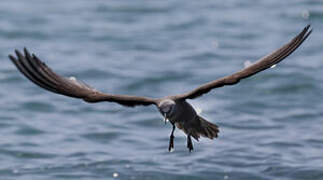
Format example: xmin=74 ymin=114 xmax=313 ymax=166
xmin=1 ymin=0 xmax=323 ymax=179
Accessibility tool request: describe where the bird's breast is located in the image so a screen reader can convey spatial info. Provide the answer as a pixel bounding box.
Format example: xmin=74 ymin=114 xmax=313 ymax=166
xmin=169 ymin=100 xmax=197 ymax=124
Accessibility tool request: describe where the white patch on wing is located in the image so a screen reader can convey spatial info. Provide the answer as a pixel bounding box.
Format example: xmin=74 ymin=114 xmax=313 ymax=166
xmin=195 ymin=107 xmax=202 ymax=115
xmin=68 ymin=76 xmax=82 ymax=87
xmin=244 ymin=60 xmax=253 ymax=68
xmin=190 ymin=103 xmax=203 ymax=115
xmin=69 ymin=76 xmax=77 ymax=81
xmin=68 ymin=76 xmax=93 ymax=89
xmin=270 ymin=64 xmax=277 ymax=68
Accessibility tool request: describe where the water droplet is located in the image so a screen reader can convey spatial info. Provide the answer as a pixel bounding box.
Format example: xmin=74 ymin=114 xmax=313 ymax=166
xmin=0 ymin=73 xmax=4 ymax=80
xmin=12 ymin=169 xmax=19 ymax=174
xmin=83 ymin=162 xmax=89 ymax=167
xmin=113 ymin=172 xmax=119 ymax=178
xmin=163 ymin=118 xmax=169 ymax=123
xmin=213 ymin=41 xmax=219 ymax=48
xmin=301 ymin=10 xmax=310 ymax=19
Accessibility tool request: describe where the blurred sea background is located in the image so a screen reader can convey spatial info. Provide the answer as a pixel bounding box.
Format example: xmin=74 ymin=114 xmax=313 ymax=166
xmin=0 ymin=0 xmax=323 ymax=179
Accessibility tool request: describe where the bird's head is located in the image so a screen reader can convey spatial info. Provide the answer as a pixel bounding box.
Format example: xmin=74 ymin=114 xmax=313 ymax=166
xmin=158 ymin=99 xmax=176 ymax=121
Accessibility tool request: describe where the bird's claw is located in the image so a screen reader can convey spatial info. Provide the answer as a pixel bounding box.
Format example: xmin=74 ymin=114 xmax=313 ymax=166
xmin=168 ymin=134 xmax=174 ymax=152
xmin=187 ymin=135 xmax=194 ymax=152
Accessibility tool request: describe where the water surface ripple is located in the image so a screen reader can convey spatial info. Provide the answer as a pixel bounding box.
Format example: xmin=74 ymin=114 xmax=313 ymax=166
xmin=1 ymin=0 xmax=322 ymax=179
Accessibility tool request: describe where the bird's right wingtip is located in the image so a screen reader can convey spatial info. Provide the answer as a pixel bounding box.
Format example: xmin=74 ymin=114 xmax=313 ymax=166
xmin=305 ymin=24 xmax=313 ymax=34
xmin=304 ymin=25 xmax=313 ymax=40
xmin=306 ymin=24 xmax=311 ymax=29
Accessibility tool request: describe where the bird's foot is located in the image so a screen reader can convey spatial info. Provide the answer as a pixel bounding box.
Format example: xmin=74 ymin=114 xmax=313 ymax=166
xmin=168 ymin=124 xmax=176 ymax=152
xmin=168 ymin=134 xmax=174 ymax=152
xmin=187 ymin=135 xmax=193 ymax=152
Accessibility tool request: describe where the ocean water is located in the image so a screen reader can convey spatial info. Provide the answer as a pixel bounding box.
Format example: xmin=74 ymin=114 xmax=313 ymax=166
xmin=1 ymin=0 xmax=323 ymax=179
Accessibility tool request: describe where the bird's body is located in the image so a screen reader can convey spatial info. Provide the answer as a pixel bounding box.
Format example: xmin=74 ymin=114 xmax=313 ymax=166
xmin=159 ymin=99 xmax=217 ymax=138
xmin=158 ymin=98 xmax=219 ymax=151
xmin=8 ymin=25 xmax=312 ymax=152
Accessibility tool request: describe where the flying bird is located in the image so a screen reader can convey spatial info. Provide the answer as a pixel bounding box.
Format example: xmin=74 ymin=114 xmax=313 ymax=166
xmin=9 ymin=25 xmax=312 ymax=152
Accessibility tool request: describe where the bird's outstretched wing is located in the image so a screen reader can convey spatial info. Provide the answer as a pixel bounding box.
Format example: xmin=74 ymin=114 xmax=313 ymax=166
xmin=175 ymin=25 xmax=312 ymax=100
xmin=9 ymin=48 xmax=158 ymax=107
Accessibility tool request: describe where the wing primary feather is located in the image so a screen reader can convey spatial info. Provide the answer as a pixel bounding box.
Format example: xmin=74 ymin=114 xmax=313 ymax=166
xmin=175 ymin=25 xmax=312 ymax=100
xmin=9 ymin=49 xmax=158 ymax=107
xmin=30 ymin=52 xmax=88 ymax=98
xmin=20 ymin=49 xmax=60 ymax=92
xmin=23 ymin=48 xmax=60 ymax=88
xmin=9 ymin=54 xmax=59 ymax=93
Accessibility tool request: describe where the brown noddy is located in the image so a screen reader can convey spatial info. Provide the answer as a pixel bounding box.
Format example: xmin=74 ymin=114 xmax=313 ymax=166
xmin=8 ymin=25 xmax=312 ymax=152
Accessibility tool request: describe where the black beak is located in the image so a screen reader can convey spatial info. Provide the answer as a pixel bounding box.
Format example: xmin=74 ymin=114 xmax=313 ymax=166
xmin=163 ymin=113 xmax=167 ymax=125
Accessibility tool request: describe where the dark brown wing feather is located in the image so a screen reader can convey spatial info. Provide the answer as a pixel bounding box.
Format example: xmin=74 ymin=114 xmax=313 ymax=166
xmin=175 ymin=25 xmax=312 ymax=100
xmin=9 ymin=48 xmax=158 ymax=107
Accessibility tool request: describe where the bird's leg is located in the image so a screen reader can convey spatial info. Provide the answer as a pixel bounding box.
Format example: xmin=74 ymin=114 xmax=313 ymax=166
xmin=187 ymin=135 xmax=193 ymax=152
xmin=168 ymin=124 xmax=176 ymax=152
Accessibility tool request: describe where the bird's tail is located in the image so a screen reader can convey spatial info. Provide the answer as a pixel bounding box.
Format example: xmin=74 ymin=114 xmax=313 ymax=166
xmin=190 ymin=116 xmax=219 ymax=140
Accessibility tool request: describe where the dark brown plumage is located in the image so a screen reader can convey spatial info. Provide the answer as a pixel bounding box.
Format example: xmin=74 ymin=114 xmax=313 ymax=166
xmin=174 ymin=24 xmax=312 ymax=100
xmin=9 ymin=25 xmax=312 ymax=152
xmin=9 ymin=49 xmax=158 ymax=107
